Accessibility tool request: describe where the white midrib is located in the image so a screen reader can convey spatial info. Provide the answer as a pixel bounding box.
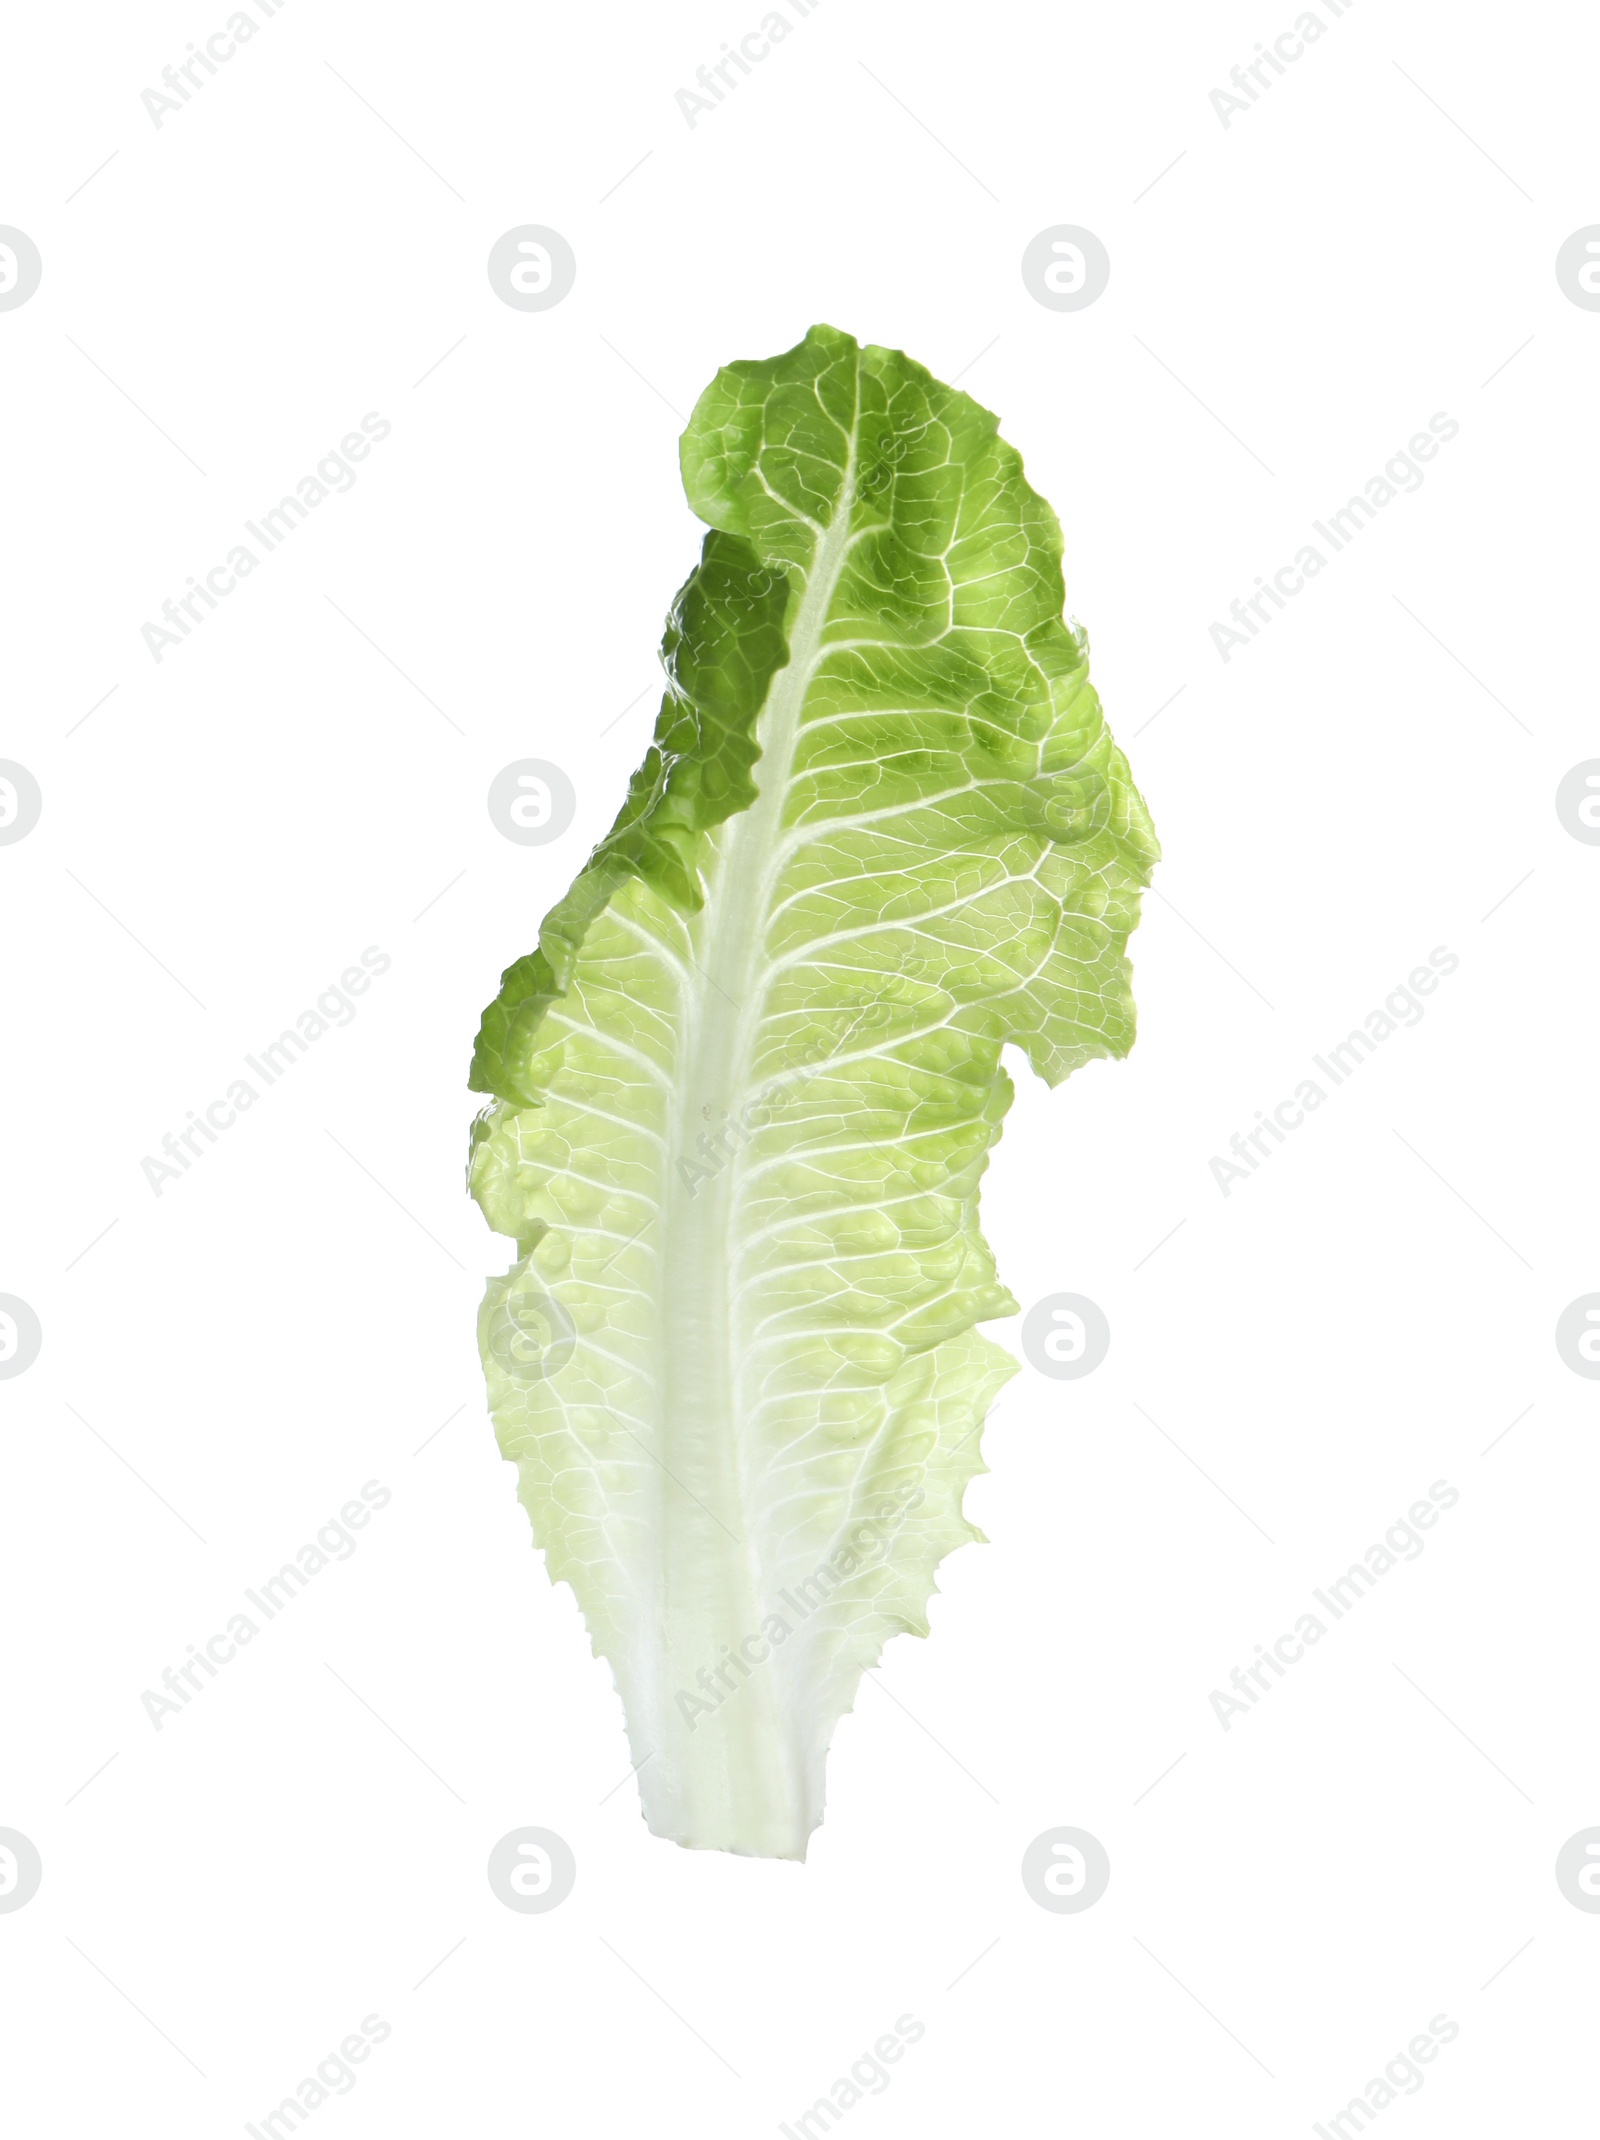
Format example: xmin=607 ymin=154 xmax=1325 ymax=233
xmin=649 ymin=458 xmax=858 ymax=1855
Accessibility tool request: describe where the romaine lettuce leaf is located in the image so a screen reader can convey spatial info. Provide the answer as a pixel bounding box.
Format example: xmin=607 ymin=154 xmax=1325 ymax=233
xmin=470 ymin=324 xmax=1157 ymax=1858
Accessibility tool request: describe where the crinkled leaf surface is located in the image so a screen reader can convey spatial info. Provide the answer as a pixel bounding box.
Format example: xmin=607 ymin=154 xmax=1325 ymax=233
xmin=470 ymin=324 xmax=1157 ymax=1858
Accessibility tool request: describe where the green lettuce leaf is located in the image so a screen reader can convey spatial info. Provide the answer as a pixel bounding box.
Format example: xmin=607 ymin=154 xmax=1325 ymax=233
xmin=469 ymin=324 xmax=1157 ymax=1858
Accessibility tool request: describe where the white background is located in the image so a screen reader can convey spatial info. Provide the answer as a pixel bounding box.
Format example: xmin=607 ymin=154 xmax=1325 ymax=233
xmin=4 ymin=1 xmax=1597 ymax=2133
